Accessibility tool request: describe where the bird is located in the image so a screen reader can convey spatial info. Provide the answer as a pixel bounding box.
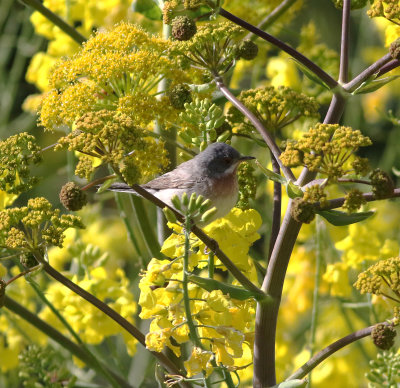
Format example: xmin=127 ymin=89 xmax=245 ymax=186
xmin=107 ymin=142 xmax=255 ymax=224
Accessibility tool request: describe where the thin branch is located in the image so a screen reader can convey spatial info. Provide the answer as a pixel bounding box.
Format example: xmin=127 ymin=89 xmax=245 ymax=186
xmin=39 ymin=260 xmax=190 ymax=385
xmin=339 ymin=0 xmax=351 ymax=83
xmin=246 ymin=0 xmax=300 ymax=41
xmin=343 ymin=53 xmax=393 ymax=93
xmin=286 ymin=322 xmax=392 ymax=381
xmin=4 ymin=296 xmax=133 ymax=388
xmin=219 ymin=8 xmax=338 ymax=90
xmin=116 ymin=183 xmax=265 ymax=298
xmin=19 ymin=0 xmax=86 ymax=45
xmin=317 ymin=187 xmax=400 ymax=211
xmin=214 ymin=76 xmax=295 ymax=181
xmin=376 ymin=59 xmax=400 ymax=77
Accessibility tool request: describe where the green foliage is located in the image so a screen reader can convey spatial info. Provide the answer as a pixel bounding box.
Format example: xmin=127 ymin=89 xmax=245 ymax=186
xmin=18 ymin=345 xmax=76 ymax=388
xmin=179 ymin=98 xmax=226 ymax=149
xmin=366 ymin=351 xmax=400 ymax=387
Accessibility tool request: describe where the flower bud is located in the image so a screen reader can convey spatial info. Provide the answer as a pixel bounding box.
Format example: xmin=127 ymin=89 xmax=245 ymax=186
xmin=163 ymin=207 xmax=177 ymax=224
xmin=20 ymin=252 xmax=38 ymax=268
xmin=237 ymin=39 xmax=259 ymax=60
xmin=200 ymin=207 xmax=218 ymax=224
xmin=371 ymin=323 xmax=396 ymax=350
xmin=370 ymin=169 xmax=394 ymax=199
xmin=290 ymin=198 xmax=315 ymax=224
xmin=188 ymin=193 xmax=197 ymax=213
xmin=168 ymin=84 xmax=192 ymax=109
xmin=389 ymin=38 xmax=400 ymax=60
xmin=181 ymin=192 xmax=189 ymax=207
xmin=59 ymin=182 xmax=87 ymax=211
xmin=171 ymin=194 xmax=182 ymax=211
xmin=171 ymin=16 xmax=197 ymax=41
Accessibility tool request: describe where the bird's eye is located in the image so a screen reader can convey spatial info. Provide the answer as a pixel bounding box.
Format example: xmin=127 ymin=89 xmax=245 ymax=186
xmin=223 ymin=157 xmax=232 ymax=164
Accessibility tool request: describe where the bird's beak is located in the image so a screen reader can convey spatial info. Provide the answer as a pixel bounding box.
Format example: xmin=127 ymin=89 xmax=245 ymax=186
xmin=238 ymin=155 xmax=256 ymax=162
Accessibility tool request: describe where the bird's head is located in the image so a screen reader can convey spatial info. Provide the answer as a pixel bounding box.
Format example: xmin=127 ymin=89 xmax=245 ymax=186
xmin=196 ymin=142 xmax=255 ymax=177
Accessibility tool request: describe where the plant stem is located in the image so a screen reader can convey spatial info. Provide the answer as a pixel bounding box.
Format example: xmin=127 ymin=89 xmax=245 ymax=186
xmin=208 ymin=251 xmax=215 ymax=278
xmin=307 ymin=217 xmax=323 ymax=388
xmin=214 ymin=76 xmax=295 ymax=181
xmin=253 ymin=92 xmax=347 ymax=388
xmin=183 ymin=215 xmax=202 ymax=348
xmin=219 ymin=8 xmax=338 ymax=90
xmin=4 ymin=296 xmax=133 ymax=388
xmin=376 ymin=59 xmax=400 ymax=77
xmin=317 ymin=187 xmax=400 ymax=210
xmin=246 ymin=0 xmax=300 ymax=41
xmin=286 ymin=322 xmax=393 ymax=381
xmin=268 ymin=152 xmax=282 ymax=262
xmin=129 ymin=195 xmax=162 ymax=259
xmin=114 ymin=193 xmax=145 ymax=267
xmin=156 ymin=23 xmax=174 ymax=244
xmin=339 ymin=0 xmax=351 ymax=83
xmin=19 ymin=0 xmax=86 ymax=44
xmin=343 ymin=53 xmax=393 ymax=93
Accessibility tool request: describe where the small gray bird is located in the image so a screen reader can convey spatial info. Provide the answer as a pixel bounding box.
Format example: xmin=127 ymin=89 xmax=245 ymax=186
xmin=108 ymin=142 xmax=255 ymax=223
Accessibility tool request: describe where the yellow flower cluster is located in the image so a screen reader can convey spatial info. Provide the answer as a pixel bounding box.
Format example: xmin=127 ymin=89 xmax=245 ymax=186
xmin=26 ymin=0 xmax=133 ymax=95
xmin=0 ymin=132 xmax=42 ymax=195
xmin=280 ymin=123 xmax=372 ymax=181
xmin=139 ymin=208 xmax=261 ymax=376
xmin=354 ymin=256 xmax=400 ymax=298
xmin=55 ymin=109 xmax=168 ymax=183
xmin=40 ymin=23 xmax=188 ymax=131
xmin=172 ymin=22 xmax=245 ymax=76
xmin=227 ymin=86 xmax=320 ymax=133
xmin=39 ymin=266 xmax=137 ymax=355
xmin=368 ymin=0 xmax=400 ymax=23
xmin=0 ymin=197 xmax=84 ymax=253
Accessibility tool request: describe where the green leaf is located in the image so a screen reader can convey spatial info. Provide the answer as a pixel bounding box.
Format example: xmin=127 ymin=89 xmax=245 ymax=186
xmin=317 ymin=209 xmax=374 ymax=226
xmin=392 ymin=166 xmax=400 ymax=177
xmin=291 ymin=58 xmax=330 ymax=90
xmin=352 ymin=75 xmax=400 ymax=95
xmin=131 ymin=0 xmax=162 ymax=20
xmin=187 ymin=274 xmax=262 ymax=300
xmin=286 ymin=180 xmax=304 ymax=199
xmin=255 ymin=160 xmax=287 ymax=184
xmin=96 ymin=178 xmax=118 ymax=193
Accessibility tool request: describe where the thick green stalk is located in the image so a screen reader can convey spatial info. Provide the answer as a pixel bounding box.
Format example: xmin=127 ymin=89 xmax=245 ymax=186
xmin=183 ymin=215 xmax=202 ymax=349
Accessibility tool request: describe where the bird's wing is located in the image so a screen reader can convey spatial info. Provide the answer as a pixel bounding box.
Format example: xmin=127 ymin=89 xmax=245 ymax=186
xmin=142 ymin=166 xmax=197 ymax=190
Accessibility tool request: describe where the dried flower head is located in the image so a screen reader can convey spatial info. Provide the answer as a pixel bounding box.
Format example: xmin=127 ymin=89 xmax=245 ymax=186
xmin=370 ymin=169 xmax=394 ymax=199
xmin=290 ymin=197 xmax=316 ymax=224
xmin=59 ymin=182 xmax=88 ymax=211
xmin=371 ymin=323 xmax=397 ymax=350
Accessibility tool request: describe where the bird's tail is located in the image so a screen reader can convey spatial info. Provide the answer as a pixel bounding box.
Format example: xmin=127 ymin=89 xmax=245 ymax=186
xmin=103 ymin=183 xmax=139 ymax=194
